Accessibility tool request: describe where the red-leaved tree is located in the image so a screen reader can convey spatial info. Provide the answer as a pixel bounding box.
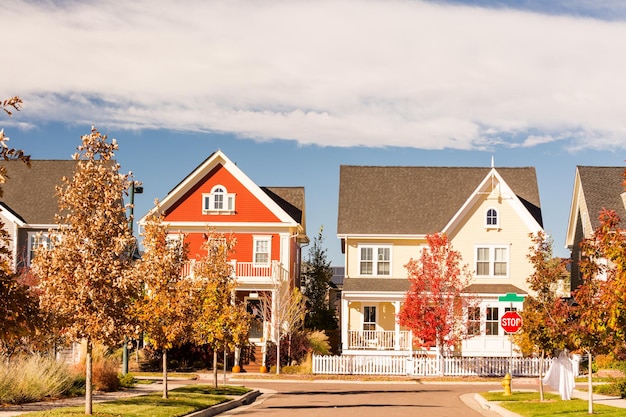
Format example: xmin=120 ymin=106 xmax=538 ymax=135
xmin=398 ymin=233 xmax=475 ymax=366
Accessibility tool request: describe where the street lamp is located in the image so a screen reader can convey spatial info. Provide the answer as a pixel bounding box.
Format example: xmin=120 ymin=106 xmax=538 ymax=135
xmin=123 ymin=181 xmax=143 ymax=375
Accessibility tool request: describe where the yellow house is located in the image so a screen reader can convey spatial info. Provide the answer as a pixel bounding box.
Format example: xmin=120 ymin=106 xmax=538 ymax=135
xmin=337 ymin=164 xmax=543 ymax=357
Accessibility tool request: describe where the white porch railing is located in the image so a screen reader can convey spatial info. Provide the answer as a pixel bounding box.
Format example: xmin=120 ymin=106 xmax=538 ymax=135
xmin=347 ymin=330 xmax=411 ymax=351
xmin=181 ymin=260 xmax=283 ymax=280
xmin=312 ymin=354 xmax=553 ymax=377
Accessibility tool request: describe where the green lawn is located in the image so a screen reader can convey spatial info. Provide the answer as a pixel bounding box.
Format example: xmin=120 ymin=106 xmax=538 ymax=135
xmin=20 ymin=385 xmax=251 ymax=417
xmin=481 ymin=391 xmax=626 ymax=417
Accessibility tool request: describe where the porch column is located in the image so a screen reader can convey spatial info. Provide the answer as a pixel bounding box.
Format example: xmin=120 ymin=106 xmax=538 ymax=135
xmin=394 ymin=301 xmax=401 ymax=351
xmin=341 ymin=296 xmax=349 ymax=352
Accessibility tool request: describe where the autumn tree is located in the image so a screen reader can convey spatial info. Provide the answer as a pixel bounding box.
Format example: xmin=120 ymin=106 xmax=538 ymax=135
xmin=398 ymin=233 xmax=475 ymax=371
xmin=33 ymin=127 xmax=139 ymax=415
xmin=301 ymin=227 xmax=337 ymax=331
xmin=259 ymin=275 xmax=306 ymax=374
xmin=192 ymin=231 xmax=251 ymax=388
xmin=575 ymin=208 xmax=626 ymax=413
xmin=133 ymin=206 xmax=191 ymax=399
xmin=515 ymin=231 xmax=572 ymax=401
xmin=0 ymin=95 xmax=38 ymax=351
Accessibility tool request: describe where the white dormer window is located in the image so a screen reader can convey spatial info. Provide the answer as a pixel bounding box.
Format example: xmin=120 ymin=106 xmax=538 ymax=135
xmin=203 ymin=185 xmax=235 ymax=214
xmin=485 ymin=208 xmax=498 ymax=228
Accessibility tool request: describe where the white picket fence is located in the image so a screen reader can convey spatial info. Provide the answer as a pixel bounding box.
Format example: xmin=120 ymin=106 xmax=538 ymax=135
xmin=312 ymin=354 xmax=552 ymax=377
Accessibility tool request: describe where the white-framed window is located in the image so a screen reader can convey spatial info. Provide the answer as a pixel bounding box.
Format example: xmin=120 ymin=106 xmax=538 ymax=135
xmin=363 ymin=305 xmax=377 ymax=331
xmin=358 ymin=245 xmax=391 ymax=276
xmin=485 ymin=307 xmax=499 ymax=336
xmin=202 ymin=185 xmax=235 ymax=214
xmin=485 ymin=208 xmax=499 ymax=228
xmin=27 ymin=232 xmax=57 ymax=266
xmin=467 ymin=306 xmax=481 ymax=336
xmin=253 ymin=236 xmax=271 ymax=265
xmin=475 ymin=245 xmax=509 ymax=277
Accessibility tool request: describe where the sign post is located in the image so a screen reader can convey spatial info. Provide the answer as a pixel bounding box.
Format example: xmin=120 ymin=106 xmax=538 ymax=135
xmin=498 ymin=293 xmax=525 ymax=389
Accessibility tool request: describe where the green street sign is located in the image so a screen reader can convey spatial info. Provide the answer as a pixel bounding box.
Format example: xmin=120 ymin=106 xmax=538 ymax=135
xmin=498 ymin=293 xmax=526 ymax=303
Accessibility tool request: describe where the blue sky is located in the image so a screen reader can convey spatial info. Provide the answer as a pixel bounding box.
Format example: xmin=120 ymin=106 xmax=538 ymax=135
xmin=3 ymin=0 xmax=626 ymax=265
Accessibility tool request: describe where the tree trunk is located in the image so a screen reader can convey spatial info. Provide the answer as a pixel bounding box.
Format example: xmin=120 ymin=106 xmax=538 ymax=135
xmin=587 ymin=349 xmax=593 ymax=414
xmin=288 ymin=334 xmax=292 ymax=366
xmin=85 ymin=340 xmax=93 ymax=415
xmin=162 ymin=349 xmax=168 ymax=399
xmin=223 ymin=348 xmax=227 ymax=385
xmin=213 ymin=350 xmax=218 ymax=388
xmin=538 ymin=350 xmax=545 ymax=401
xmin=276 ymin=337 xmax=281 ymax=374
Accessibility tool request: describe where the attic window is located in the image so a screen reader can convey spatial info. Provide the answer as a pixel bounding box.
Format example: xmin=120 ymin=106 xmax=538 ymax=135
xmin=486 ymin=208 xmax=498 ymax=228
xmin=203 ymin=185 xmax=235 ymax=214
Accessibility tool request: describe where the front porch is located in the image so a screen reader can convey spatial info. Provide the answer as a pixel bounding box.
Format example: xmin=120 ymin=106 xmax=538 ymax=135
xmin=346 ymin=330 xmax=412 ymax=351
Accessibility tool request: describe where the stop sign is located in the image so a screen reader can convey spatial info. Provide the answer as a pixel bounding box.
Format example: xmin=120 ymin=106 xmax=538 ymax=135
xmin=500 ymin=311 xmax=522 ymax=333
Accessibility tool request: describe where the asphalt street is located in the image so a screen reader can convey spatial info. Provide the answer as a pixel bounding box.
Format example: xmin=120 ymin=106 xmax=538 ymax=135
xmin=222 ymin=379 xmax=508 ymax=417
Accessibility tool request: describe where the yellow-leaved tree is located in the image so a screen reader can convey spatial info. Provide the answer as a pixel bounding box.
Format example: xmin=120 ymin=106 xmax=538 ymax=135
xmin=192 ymin=231 xmax=251 ymax=388
xmin=134 ymin=206 xmax=192 ymax=399
xmin=33 ymin=127 xmax=140 ymax=415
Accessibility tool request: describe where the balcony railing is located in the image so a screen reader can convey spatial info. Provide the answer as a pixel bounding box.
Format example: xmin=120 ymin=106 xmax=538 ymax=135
xmin=181 ymin=260 xmax=286 ymax=281
xmin=348 ymin=330 xmax=411 ymax=351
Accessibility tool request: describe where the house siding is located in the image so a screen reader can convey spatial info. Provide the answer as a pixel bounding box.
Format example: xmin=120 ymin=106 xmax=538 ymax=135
xmin=345 ymin=238 xmax=426 ymax=280
xmin=164 ymin=164 xmax=281 ymax=223
xmin=449 ymin=188 xmax=535 ymax=294
xmin=184 ymin=231 xmax=282 ymax=263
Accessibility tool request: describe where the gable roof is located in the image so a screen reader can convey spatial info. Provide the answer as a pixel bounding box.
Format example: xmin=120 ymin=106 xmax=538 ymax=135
xmin=261 ymin=186 xmax=306 ymax=225
xmin=337 ymin=166 xmax=542 ymax=235
xmin=141 ymin=150 xmax=305 ymax=229
xmin=566 ymin=166 xmax=626 ymax=247
xmin=0 ymin=160 xmax=77 ymax=225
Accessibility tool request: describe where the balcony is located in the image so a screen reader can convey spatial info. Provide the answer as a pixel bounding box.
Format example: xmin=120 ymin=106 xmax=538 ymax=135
xmin=181 ymin=260 xmax=288 ymax=283
xmin=347 ymin=330 xmax=411 ymax=351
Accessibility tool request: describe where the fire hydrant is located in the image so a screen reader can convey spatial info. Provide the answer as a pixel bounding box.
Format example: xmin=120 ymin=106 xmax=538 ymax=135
xmin=501 ymin=373 xmax=512 ymax=396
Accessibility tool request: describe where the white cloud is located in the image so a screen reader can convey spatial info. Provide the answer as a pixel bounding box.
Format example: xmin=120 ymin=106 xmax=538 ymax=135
xmin=3 ymin=0 xmax=626 ymax=150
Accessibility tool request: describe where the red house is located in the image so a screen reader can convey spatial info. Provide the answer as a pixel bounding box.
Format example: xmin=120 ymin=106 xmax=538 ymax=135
xmin=139 ymin=150 xmax=308 ymax=357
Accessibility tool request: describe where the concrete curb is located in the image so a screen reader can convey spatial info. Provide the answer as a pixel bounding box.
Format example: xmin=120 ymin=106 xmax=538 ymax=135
xmin=186 ymin=390 xmax=262 ymax=417
xmin=472 ymin=394 xmax=522 ymax=417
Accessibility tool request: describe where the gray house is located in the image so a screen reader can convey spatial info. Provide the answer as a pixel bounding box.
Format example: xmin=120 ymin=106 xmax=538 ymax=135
xmin=566 ymin=166 xmax=626 ymax=291
xmin=0 ymin=160 xmax=77 ymax=271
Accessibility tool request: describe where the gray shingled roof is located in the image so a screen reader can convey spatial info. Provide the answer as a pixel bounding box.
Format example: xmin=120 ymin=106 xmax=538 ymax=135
xmin=344 ymin=280 xmax=526 ymax=295
xmin=261 ymin=186 xmax=306 ymax=226
xmin=0 ymin=160 xmax=78 ymax=224
xmin=343 ymin=278 xmax=409 ymax=292
xmin=337 ymin=166 xmax=542 ymax=235
xmin=464 ymin=283 xmax=527 ymax=295
xmin=577 ymin=166 xmax=626 ymax=230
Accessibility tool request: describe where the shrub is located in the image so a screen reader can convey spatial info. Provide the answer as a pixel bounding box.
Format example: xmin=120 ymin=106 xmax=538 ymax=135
xmin=595 ymin=354 xmax=615 ymax=370
xmin=307 ymin=331 xmax=331 ymax=355
xmin=0 ymin=355 xmax=74 ymax=404
xmin=118 ymin=372 xmax=136 ymax=388
xmin=74 ymin=356 xmax=120 ymax=392
xmin=73 ymin=343 xmax=122 ymax=392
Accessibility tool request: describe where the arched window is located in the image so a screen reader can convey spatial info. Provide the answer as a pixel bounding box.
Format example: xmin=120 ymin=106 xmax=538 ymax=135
xmin=486 ymin=208 xmax=498 ymax=228
xmin=203 ymin=185 xmax=236 ymax=213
